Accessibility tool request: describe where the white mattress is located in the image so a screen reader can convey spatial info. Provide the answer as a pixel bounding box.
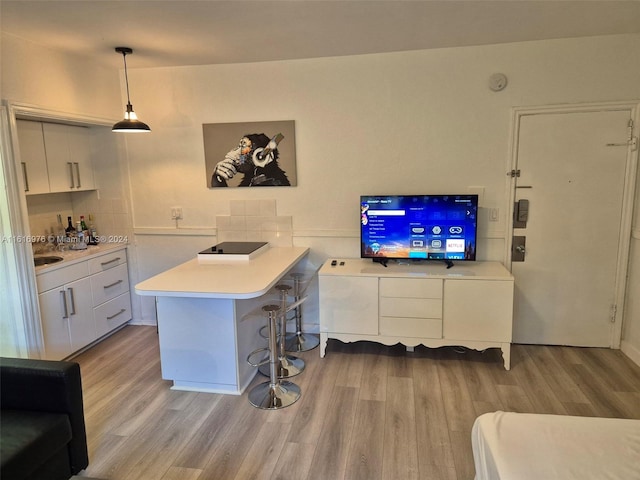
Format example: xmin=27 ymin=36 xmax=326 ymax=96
xmin=472 ymin=411 xmax=640 ymax=480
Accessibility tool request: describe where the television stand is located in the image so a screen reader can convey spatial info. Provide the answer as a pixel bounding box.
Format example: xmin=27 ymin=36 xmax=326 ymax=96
xmin=319 ymin=259 xmax=514 ymax=369
xmin=371 ymin=258 xmax=455 ymax=268
xmin=372 ymin=258 xmax=389 ymax=267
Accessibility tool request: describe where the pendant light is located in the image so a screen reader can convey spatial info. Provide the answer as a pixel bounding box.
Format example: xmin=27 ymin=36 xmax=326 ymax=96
xmin=112 ymin=47 xmax=151 ymax=133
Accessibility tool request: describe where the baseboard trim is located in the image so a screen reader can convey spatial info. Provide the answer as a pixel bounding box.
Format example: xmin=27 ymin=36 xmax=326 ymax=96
xmin=620 ymin=339 xmax=640 ymax=368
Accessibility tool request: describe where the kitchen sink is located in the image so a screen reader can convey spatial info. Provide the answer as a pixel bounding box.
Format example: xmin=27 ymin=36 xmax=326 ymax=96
xmin=34 ymin=256 xmax=63 ymax=266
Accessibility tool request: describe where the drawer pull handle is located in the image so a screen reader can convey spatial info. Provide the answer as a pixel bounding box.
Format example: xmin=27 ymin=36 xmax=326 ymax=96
xmin=103 ymin=279 xmax=123 ymax=289
xmin=106 ymin=308 xmax=127 ymax=320
xmin=100 ymin=257 xmax=121 ymax=267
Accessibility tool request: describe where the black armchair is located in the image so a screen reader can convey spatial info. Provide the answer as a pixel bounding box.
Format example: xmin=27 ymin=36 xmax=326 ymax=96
xmin=0 ymin=357 xmax=89 ymax=480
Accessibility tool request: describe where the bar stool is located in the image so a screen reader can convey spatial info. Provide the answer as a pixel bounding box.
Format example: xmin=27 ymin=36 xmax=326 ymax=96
xmin=286 ymin=272 xmax=320 ymax=352
xmin=247 ymin=304 xmax=301 ymax=409
xmin=259 ymin=284 xmax=305 ymax=378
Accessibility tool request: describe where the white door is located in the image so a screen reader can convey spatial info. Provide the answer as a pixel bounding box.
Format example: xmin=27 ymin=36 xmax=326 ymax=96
xmin=511 ymin=108 xmax=634 ymax=346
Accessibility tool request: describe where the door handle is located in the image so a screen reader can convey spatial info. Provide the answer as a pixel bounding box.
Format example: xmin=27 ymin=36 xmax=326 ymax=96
xmin=60 ymin=290 xmax=69 ymax=319
xmin=21 ymin=162 xmax=29 ymax=192
xmin=67 ymin=162 xmax=75 ymax=189
xmin=74 ymin=162 xmax=81 ymax=188
xmin=67 ymin=288 xmax=76 ymax=315
xmin=512 ymin=236 xmax=526 ymax=262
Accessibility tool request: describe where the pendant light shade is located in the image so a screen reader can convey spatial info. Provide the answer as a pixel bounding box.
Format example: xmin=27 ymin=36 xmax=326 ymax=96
xmin=112 ymin=47 xmax=151 ymax=133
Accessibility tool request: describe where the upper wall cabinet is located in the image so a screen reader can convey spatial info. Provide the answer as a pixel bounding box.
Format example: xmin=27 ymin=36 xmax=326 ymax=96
xmin=42 ymin=122 xmax=96 ymax=192
xmin=17 ymin=120 xmax=96 ymax=195
xmin=17 ymin=120 xmax=50 ymax=195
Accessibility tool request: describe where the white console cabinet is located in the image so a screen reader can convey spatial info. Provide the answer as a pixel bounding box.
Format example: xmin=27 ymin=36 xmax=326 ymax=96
xmin=319 ymin=259 xmax=514 ymax=369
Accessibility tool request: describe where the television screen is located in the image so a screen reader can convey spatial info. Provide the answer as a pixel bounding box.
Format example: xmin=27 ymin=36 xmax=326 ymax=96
xmin=360 ymin=194 xmax=478 ymax=263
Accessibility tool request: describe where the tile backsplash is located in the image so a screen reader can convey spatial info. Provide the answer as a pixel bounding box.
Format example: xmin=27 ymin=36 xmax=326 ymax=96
xmin=217 ymin=199 xmax=292 ymax=246
xmin=27 ymin=190 xmax=132 ymax=243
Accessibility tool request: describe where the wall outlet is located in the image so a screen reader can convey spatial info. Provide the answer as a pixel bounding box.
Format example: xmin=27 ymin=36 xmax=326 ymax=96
xmin=171 ymin=207 xmax=183 ymax=220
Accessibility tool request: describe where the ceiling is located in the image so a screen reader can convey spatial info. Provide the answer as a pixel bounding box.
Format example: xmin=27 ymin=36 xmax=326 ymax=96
xmin=2 ymin=1 xmax=640 ymax=69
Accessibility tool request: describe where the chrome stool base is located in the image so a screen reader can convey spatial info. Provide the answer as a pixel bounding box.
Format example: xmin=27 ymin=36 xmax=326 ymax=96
xmin=286 ymin=332 xmax=320 ymax=353
xmin=248 ymin=381 xmax=301 ymax=410
xmin=285 ymin=272 xmax=319 ymax=352
xmin=247 ymin=304 xmax=301 ymax=410
xmin=258 ymin=354 xmax=305 ymax=378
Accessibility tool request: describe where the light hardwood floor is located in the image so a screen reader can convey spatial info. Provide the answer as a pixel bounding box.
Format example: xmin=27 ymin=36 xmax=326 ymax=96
xmin=74 ymin=325 xmax=640 ymax=480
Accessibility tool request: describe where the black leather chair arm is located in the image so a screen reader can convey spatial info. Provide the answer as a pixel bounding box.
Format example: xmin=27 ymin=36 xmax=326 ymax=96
xmin=0 ymin=357 xmax=89 ymax=474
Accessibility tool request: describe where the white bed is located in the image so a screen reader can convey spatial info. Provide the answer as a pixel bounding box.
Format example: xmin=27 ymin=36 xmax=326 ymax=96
xmin=472 ymin=411 xmax=640 ymax=480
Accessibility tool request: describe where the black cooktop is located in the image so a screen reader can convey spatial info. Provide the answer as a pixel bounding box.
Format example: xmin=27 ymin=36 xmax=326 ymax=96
xmin=198 ymin=241 xmax=268 ymax=255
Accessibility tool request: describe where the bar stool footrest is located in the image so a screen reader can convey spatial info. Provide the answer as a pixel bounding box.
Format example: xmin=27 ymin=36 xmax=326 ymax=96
xmin=258 ymin=354 xmax=305 ymax=378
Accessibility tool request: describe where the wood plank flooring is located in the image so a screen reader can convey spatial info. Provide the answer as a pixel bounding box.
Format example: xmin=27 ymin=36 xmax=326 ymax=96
xmin=73 ymin=325 xmax=640 ymax=480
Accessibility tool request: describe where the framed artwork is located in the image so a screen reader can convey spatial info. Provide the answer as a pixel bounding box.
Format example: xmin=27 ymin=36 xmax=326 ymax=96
xmin=203 ymin=120 xmax=297 ymax=187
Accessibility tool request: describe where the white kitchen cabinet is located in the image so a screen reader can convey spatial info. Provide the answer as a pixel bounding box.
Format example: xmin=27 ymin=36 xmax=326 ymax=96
xmin=16 ymin=120 xmax=50 ymax=194
xmin=38 ymin=262 xmax=94 ymax=360
xmin=36 ymin=247 xmax=131 ymax=360
xmin=42 ymin=122 xmax=95 ymax=192
xmin=319 ymin=259 xmax=514 ymax=369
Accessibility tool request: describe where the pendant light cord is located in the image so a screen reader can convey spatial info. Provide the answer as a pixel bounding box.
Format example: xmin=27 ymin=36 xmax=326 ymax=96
xmin=122 ymin=51 xmax=132 ymax=106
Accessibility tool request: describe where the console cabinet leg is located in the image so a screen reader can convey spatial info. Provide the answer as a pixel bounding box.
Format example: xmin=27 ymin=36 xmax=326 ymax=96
xmin=320 ymin=333 xmax=328 ymax=358
xmin=501 ymin=343 xmax=511 ymax=370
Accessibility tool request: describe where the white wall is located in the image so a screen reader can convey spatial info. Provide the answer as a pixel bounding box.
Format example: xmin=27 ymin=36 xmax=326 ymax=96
xmin=126 ymin=34 xmax=639 ymax=240
xmin=1 ymin=34 xmax=121 ymax=119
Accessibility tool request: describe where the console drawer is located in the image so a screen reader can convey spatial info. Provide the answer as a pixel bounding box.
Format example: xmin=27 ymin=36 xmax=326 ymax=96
xmin=379 ymin=316 xmax=442 ymax=338
xmin=379 ymin=297 xmax=442 ymax=319
xmin=380 ymin=278 xmax=442 ymax=299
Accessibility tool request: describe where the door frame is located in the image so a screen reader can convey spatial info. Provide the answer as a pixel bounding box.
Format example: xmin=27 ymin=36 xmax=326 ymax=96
xmin=504 ymin=101 xmax=640 ymax=348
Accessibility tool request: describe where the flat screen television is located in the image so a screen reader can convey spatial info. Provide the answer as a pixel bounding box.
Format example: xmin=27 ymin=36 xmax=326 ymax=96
xmin=360 ymin=194 xmax=478 ymax=267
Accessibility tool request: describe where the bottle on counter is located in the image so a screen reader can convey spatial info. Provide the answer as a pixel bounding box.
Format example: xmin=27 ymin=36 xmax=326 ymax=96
xmin=73 ymin=221 xmax=87 ymax=250
xmin=80 ymin=215 xmax=88 ymax=233
xmin=88 ymin=214 xmax=98 ymax=245
xmin=56 ymin=214 xmax=65 ymax=241
xmin=65 ymin=216 xmax=75 ymax=237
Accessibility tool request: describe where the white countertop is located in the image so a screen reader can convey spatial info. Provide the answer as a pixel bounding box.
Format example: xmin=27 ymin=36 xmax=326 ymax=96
xmin=34 ymin=243 xmax=128 ymax=274
xmin=135 ymin=246 xmax=309 ymax=299
xmin=319 ymin=258 xmax=513 ymax=280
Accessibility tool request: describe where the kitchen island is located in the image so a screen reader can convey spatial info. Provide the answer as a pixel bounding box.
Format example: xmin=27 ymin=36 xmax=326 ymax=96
xmin=135 ymin=246 xmax=309 ymax=394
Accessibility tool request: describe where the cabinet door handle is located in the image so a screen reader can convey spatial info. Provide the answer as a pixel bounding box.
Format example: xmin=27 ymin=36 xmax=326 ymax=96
xmin=67 ymin=288 xmax=76 ymax=315
xmin=21 ymin=162 xmax=29 ymax=192
xmin=67 ymin=162 xmax=75 ymax=189
xmin=103 ymin=279 xmax=123 ymax=289
xmin=106 ymin=308 xmax=127 ymax=320
xmin=100 ymin=257 xmax=121 ymax=267
xmin=74 ymin=162 xmax=81 ymax=188
xmin=60 ymin=290 xmax=69 ymax=319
